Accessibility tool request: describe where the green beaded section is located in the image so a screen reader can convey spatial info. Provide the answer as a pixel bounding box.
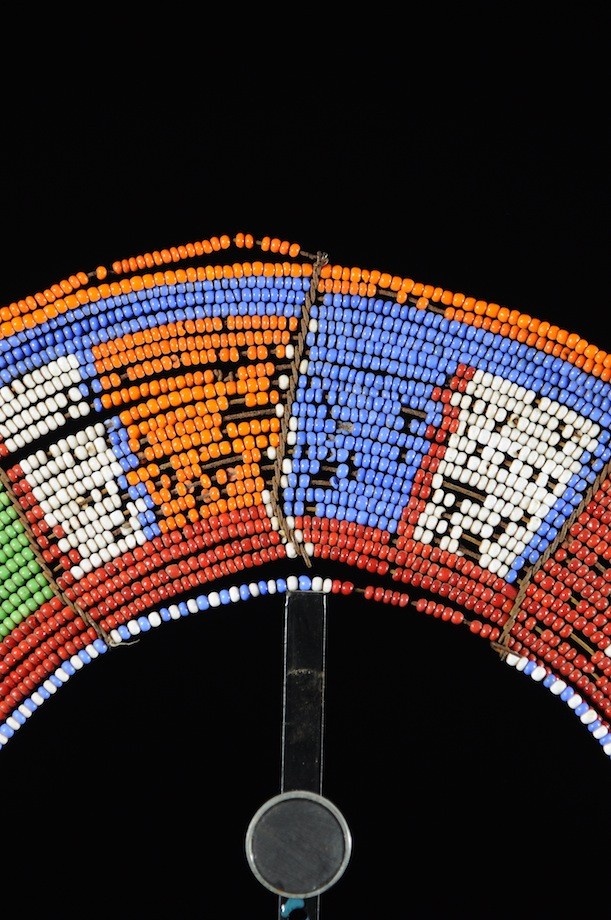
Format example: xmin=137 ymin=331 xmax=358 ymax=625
xmin=0 ymin=479 xmax=56 ymax=637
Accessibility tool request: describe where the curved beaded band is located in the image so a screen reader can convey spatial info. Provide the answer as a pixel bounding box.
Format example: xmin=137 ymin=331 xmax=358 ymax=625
xmin=0 ymin=233 xmax=610 ymax=759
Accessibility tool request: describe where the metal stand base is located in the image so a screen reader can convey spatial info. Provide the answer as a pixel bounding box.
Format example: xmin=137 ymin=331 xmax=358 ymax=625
xmin=245 ymin=592 xmax=352 ymax=918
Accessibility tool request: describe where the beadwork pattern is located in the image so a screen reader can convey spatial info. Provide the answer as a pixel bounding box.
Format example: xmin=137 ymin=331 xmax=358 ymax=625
xmin=0 ymin=232 xmax=610 ymax=757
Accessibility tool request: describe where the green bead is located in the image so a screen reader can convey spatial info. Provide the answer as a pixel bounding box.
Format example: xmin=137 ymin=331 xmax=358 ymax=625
xmin=35 ymin=573 xmax=47 ymax=588
xmin=32 ymin=591 xmax=46 ymax=607
xmin=0 ymin=511 xmax=11 ymax=527
xmin=17 ymin=603 xmax=31 ymax=618
xmin=20 ymin=547 xmax=34 ymax=561
xmin=1 ymin=599 xmax=15 ymax=615
xmin=8 ymin=610 xmax=24 ymax=626
xmin=25 ymin=596 xmax=39 ymax=612
xmin=28 ymin=560 xmax=41 ymax=575
xmin=0 ymin=623 xmax=10 ymax=637
xmin=6 ymin=559 xmax=18 ymax=574
xmin=42 ymin=585 xmax=54 ymax=601
xmin=17 ymin=585 xmax=31 ymax=601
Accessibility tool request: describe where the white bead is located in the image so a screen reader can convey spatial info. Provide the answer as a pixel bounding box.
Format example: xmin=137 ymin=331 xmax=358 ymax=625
xmin=580 ymin=709 xmax=597 ymax=725
xmin=550 ymin=679 xmax=567 ymax=695
xmin=287 ymin=575 xmax=299 ymax=591
xmin=148 ymin=611 xmax=162 ymax=628
xmin=248 ymin=582 xmax=260 ymax=598
xmin=530 ymin=666 xmax=546 ymax=682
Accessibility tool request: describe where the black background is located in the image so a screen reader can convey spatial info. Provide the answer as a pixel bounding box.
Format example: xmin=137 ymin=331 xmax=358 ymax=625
xmin=0 ymin=14 xmax=609 ymax=919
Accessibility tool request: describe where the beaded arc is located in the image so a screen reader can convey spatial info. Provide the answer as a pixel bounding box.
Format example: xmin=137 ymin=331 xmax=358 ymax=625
xmin=0 ymin=232 xmax=610 ymax=756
